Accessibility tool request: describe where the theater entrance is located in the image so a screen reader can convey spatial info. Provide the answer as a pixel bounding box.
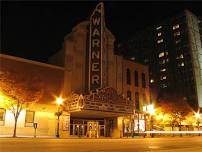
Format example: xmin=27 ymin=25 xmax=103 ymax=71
xmin=70 ymin=118 xmax=105 ymax=138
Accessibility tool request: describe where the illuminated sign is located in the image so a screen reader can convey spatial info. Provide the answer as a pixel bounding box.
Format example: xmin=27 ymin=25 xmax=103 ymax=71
xmin=88 ymin=2 xmax=104 ymax=91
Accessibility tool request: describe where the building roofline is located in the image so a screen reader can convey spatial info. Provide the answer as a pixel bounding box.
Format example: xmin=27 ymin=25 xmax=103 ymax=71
xmin=0 ymin=53 xmax=64 ymax=70
xmin=128 ymin=9 xmax=198 ymax=41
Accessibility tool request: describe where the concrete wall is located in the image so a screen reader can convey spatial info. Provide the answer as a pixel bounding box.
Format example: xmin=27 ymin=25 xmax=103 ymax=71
xmin=186 ymin=10 xmax=202 ymax=108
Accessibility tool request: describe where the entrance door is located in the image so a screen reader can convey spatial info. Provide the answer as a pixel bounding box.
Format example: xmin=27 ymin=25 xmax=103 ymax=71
xmin=73 ymin=124 xmax=85 ymax=137
xmin=87 ymin=121 xmax=99 ymax=138
xmin=99 ymin=125 xmax=105 ymax=137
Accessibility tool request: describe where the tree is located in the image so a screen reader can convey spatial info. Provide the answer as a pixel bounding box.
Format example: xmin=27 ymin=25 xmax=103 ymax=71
xmin=0 ymin=70 xmax=43 ymax=137
xmin=156 ymin=94 xmax=192 ymax=131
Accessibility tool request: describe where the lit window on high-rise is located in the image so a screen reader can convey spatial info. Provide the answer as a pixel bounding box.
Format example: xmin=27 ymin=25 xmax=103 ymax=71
xmin=156 ymin=26 xmax=162 ymax=30
xmin=150 ymin=79 xmax=154 ymax=83
xmin=173 ymin=24 xmax=180 ymax=30
xmin=181 ymin=62 xmax=185 ymax=66
xmin=160 ymin=68 xmax=166 ymax=72
xmin=161 ymin=76 xmax=167 ymax=80
xmin=157 ymin=32 xmax=162 ymax=36
xmin=159 ymin=59 xmax=166 ymax=64
xmin=166 ymin=58 xmax=169 ymax=62
xmin=176 ymin=54 xmax=184 ymax=59
xmin=159 ymin=52 xmax=164 ymax=58
xmin=130 ymin=57 xmax=135 ymax=60
xmin=162 ymin=84 xmax=167 ymax=88
xmin=144 ymin=58 xmax=149 ymax=63
xmin=165 ymin=51 xmax=169 ymax=55
xmin=175 ymin=39 xmax=181 ymax=44
xmin=174 ymin=31 xmax=181 ymax=37
xmin=157 ymin=39 xmax=163 ymax=44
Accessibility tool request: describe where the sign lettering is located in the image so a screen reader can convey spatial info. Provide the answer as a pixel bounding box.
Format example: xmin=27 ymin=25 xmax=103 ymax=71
xmin=88 ymin=3 xmax=104 ymax=91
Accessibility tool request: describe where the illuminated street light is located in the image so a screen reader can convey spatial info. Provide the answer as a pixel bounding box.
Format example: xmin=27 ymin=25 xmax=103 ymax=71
xmin=147 ymin=104 xmax=155 ymax=115
xmin=148 ymin=104 xmax=155 ymax=137
xmin=194 ymin=111 xmax=201 ymax=136
xmin=143 ymin=104 xmax=155 ymax=138
xmin=56 ymin=96 xmax=63 ymax=105
xmin=55 ymin=96 xmax=64 ymax=138
xmin=194 ymin=111 xmax=201 ymax=119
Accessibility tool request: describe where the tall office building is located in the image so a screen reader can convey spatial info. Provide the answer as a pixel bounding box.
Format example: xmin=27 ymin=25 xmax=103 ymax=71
xmin=118 ymin=10 xmax=202 ymax=110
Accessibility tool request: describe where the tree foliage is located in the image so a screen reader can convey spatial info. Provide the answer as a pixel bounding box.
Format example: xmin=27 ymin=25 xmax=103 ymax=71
xmin=0 ymin=69 xmax=43 ymax=137
xmin=155 ymin=94 xmax=192 ymax=129
xmin=157 ymin=95 xmax=192 ymax=116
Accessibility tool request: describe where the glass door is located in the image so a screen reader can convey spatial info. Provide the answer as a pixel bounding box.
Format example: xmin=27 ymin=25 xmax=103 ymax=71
xmin=87 ymin=121 xmax=99 ymax=138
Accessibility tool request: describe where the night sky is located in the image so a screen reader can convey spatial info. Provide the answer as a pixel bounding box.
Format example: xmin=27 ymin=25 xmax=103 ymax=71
xmin=1 ymin=1 xmax=202 ymax=62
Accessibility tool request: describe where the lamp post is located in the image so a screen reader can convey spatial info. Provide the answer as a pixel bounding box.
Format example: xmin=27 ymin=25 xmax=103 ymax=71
xmin=194 ymin=111 xmax=201 ymax=136
xmin=55 ymin=96 xmax=63 ymax=138
xmin=147 ymin=104 xmax=155 ymax=138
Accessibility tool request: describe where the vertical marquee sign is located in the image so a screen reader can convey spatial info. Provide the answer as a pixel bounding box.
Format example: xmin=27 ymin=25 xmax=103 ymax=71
xmin=88 ymin=2 xmax=104 ymax=91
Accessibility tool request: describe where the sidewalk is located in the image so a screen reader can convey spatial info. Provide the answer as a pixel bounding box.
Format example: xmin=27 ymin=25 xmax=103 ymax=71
xmin=0 ymin=134 xmax=201 ymax=139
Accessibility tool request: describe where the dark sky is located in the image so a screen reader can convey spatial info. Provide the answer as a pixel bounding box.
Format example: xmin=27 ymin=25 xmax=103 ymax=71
xmin=1 ymin=1 xmax=202 ymax=62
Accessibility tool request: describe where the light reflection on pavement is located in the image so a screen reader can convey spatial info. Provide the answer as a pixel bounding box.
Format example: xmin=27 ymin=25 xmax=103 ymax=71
xmin=0 ymin=136 xmax=202 ymax=152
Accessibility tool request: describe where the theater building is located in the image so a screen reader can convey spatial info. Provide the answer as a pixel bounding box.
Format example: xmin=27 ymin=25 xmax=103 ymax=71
xmin=0 ymin=3 xmax=150 ymax=138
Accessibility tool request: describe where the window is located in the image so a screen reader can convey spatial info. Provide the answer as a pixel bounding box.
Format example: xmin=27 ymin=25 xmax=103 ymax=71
xmin=126 ymin=68 xmax=131 ymax=85
xmin=159 ymin=59 xmax=166 ymax=64
xmin=157 ymin=32 xmax=162 ymax=36
xmin=176 ymin=54 xmax=184 ymax=59
xmin=142 ymin=73 xmax=146 ymax=88
xmin=134 ymin=70 xmax=138 ymax=87
xmin=150 ymin=79 xmax=154 ymax=83
xmin=173 ymin=24 xmax=180 ymax=30
xmin=181 ymin=62 xmax=185 ymax=66
xmin=174 ymin=31 xmax=181 ymax=37
xmin=175 ymin=39 xmax=181 ymax=44
xmin=127 ymin=91 xmax=132 ymax=101
xmin=135 ymin=92 xmax=140 ymax=111
xmin=157 ymin=39 xmax=163 ymax=44
xmin=178 ymin=63 xmax=185 ymax=67
xmin=159 ymin=52 xmax=164 ymax=58
xmin=156 ymin=26 xmax=162 ymax=30
xmin=160 ymin=68 xmax=166 ymax=72
xmin=0 ymin=108 xmax=6 ymax=126
xmin=142 ymin=93 xmax=146 ymax=104
xmin=130 ymin=57 xmax=135 ymax=61
xmin=25 ymin=111 xmax=35 ymax=127
xmin=165 ymin=51 xmax=169 ymax=55
xmin=161 ymin=76 xmax=167 ymax=80
xmin=162 ymin=84 xmax=168 ymax=88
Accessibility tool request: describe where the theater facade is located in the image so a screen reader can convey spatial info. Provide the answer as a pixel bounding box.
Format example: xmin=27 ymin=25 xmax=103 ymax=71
xmin=0 ymin=3 xmax=150 ymax=138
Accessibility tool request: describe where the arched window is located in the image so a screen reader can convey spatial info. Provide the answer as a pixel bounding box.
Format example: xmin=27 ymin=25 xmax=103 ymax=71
xmin=142 ymin=73 xmax=146 ymax=88
xmin=134 ymin=70 xmax=138 ymax=87
xmin=126 ymin=68 xmax=131 ymax=85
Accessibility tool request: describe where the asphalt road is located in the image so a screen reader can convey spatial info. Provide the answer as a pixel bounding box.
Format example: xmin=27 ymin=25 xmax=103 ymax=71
xmin=0 ymin=137 xmax=202 ymax=152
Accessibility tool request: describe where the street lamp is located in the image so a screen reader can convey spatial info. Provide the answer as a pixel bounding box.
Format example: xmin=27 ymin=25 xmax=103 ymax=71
xmin=55 ymin=96 xmax=63 ymax=138
xmin=194 ymin=111 xmax=201 ymax=136
xmin=147 ymin=104 xmax=155 ymax=138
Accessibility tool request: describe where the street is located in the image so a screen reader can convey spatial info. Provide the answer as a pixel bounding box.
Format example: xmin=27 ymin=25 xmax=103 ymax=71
xmin=0 ymin=137 xmax=202 ymax=152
